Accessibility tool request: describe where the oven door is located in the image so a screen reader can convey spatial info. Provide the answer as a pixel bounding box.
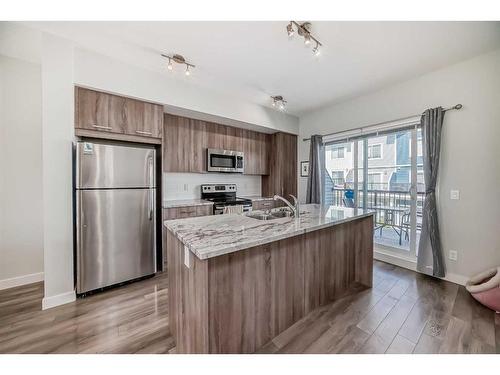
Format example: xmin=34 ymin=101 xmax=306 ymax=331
xmin=207 ymin=149 xmax=244 ymax=173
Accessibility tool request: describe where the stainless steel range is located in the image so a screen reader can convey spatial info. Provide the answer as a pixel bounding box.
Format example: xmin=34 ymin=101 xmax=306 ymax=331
xmin=201 ymin=184 xmax=252 ymax=214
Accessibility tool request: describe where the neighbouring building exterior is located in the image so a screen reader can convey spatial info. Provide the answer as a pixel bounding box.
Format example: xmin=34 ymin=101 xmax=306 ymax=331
xmin=324 ymin=130 xmax=424 ymax=201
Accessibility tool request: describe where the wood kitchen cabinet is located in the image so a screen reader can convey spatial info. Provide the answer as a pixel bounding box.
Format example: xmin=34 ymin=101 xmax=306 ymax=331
xmin=163 ymin=205 xmax=213 ymax=220
xmin=262 ymin=132 xmax=297 ymax=199
xmin=75 ymin=87 xmax=163 ymax=143
xmin=162 ymin=204 xmax=213 ymax=268
xmin=75 ymin=87 xmax=112 ymax=132
xmin=242 ymin=130 xmax=269 ymax=175
xmin=163 ymin=114 xmax=207 ymax=173
xmin=163 ymin=114 xmax=270 ymax=175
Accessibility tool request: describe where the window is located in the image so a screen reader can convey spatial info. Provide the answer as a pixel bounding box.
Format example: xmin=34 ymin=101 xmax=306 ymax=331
xmin=331 ymin=171 xmax=345 ymax=185
xmin=331 ymin=146 xmax=345 ymax=159
xmin=368 ymin=144 xmax=382 ymax=159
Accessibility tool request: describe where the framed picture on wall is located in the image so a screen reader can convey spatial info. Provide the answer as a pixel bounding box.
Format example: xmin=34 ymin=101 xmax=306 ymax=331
xmin=300 ymin=161 xmax=309 ymax=177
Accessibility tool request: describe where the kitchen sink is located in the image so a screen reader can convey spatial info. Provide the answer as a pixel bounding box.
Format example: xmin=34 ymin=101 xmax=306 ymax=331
xmin=246 ymin=213 xmax=278 ymax=220
xmin=269 ymin=210 xmax=293 ymax=218
xmin=246 ymin=209 xmax=294 ymax=220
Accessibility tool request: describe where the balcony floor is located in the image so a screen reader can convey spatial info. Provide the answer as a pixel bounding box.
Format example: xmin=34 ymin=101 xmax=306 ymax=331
xmin=373 ymin=226 xmax=421 ymax=251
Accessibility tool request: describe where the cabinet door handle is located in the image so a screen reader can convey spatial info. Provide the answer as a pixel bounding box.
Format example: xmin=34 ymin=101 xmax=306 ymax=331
xmin=136 ymin=130 xmax=153 ymax=135
xmin=262 ymin=202 xmax=272 ymax=206
xmin=92 ymin=125 xmax=112 ymax=130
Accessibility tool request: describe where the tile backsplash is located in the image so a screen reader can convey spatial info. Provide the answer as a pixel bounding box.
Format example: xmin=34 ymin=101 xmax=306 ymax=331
xmin=163 ymin=172 xmax=261 ymax=201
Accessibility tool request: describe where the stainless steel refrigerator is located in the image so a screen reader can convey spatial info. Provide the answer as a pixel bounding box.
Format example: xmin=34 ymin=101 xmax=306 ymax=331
xmin=74 ymin=141 xmax=157 ymax=295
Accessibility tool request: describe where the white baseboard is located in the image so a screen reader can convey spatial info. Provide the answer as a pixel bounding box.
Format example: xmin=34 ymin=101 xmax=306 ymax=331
xmin=374 ymin=248 xmax=418 ymax=275
xmin=374 ymin=249 xmax=468 ymax=286
xmin=0 ymin=272 xmax=44 ymax=291
xmin=42 ymin=290 xmax=76 ymax=310
xmin=443 ymin=273 xmax=469 ymax=286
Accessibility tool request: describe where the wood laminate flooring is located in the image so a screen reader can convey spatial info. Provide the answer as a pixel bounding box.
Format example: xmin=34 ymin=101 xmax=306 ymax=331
xmin=0 ymin=261 xmax=498 ymax=354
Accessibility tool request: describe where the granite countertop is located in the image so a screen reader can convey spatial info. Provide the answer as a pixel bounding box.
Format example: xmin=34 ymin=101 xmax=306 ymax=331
xmin=162 ymin=199 xmax=214 ymax=209
xmin=239 ymin=195 xmax=274 ymax=201
xmin=165 ymin=204 xmax=374 ymax=260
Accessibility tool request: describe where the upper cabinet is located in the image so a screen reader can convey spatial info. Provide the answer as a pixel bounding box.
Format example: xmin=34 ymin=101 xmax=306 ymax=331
xmin=75 ymin=87 xmax=163 ymax=143
xmin=163 ymin=114 xmax=270 ymax=175
xmin=262 ymin=132 xmax=297 ymax=198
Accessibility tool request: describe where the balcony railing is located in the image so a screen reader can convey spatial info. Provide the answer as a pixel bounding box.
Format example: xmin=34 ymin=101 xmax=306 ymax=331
xmin=327 ymin=186 xmax=425 ymax=249
xmin=329 ymin=187 xmax=424 ymax=210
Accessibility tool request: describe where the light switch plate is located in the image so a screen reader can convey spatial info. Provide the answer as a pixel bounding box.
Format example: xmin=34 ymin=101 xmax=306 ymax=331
xmin=449 ymin=250 xmax=458 ymax=261
xmin=450 ymin=190 xmax=460 ymax=200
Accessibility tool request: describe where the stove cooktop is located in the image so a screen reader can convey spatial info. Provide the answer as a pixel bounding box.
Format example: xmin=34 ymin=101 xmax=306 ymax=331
xmin=206 ymin=197 xmax=252 ymax=205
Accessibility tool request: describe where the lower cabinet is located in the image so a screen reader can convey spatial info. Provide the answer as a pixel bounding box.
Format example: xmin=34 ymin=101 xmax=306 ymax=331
xmin=161 ymin=205 xmax=213 ymax=268
xmin=163 ymin=205 xmax=213 ymax=220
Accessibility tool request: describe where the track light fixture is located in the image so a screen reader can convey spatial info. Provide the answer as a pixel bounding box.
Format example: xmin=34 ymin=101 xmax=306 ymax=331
xmin=286 ymin=21 xmax=323 ymax=56
xmin=271 ymin=96 xmax=287 ymax=111
xmin=161 ymin=54 xmax=195 ymax=75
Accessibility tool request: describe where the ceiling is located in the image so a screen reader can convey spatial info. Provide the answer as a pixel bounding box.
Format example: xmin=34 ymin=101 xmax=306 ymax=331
xmin=26 ymin=21 xmax=500 ymax=115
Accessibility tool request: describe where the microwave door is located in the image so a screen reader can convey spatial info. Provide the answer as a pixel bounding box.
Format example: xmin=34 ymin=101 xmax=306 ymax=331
xmin=207 ymin=149 xmax=244 ymax=172
xmin=210 ymin=154 xmax=235 ymax=172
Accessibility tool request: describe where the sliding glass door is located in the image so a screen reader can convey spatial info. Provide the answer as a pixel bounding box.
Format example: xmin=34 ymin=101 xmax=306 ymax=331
xmin=324 ymin=125 xmax=423 ymax=257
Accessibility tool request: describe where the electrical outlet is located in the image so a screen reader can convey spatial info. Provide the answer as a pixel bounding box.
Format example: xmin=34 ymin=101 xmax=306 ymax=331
xmin=450 ymin=190 xmax=460 ymax=200
xmin=449 ymin=250 xmax=458 ymax=261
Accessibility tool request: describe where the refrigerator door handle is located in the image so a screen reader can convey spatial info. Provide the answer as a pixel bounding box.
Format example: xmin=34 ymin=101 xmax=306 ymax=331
xmin=148 ymin=156 xmax=154 ymax=188
xmin=148 ymin=156 xmax=154 ymax=220
xmin=149 ymin=188 xmax=154 ymax=220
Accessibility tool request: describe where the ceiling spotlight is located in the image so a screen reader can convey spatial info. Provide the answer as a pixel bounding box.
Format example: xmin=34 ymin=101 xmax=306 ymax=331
xmin=161 ymin=53 xmax=195 ymax=75
xmin=286 ymin=21 xmax=323 ymax=56
xmin=304 ymin=34 xmax=311 ymax=46
xmin=313 ymin=43 xmax=321 ymax=56
xmin=271 ymin=96 xmax=287 ymax=111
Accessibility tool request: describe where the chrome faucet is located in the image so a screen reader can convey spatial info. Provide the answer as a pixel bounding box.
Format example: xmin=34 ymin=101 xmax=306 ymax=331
xmin=273 ymin=194 xmax=300 ymax=218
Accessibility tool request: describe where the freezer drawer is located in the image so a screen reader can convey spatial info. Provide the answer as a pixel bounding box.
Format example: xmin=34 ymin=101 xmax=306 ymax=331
xmin=76 ymin=189 xmax=156 ymax=294
xmin=75 ymin=141 xmax=156 ymax=189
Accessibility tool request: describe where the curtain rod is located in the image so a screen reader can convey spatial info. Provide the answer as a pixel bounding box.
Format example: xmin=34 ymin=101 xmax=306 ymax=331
xmin=302 ymin=104 xmax=463 ymax=142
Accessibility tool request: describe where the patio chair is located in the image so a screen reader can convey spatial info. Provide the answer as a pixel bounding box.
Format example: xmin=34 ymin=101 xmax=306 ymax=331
xmin=342 ymin=197 xmax=356 ymax=208
xmin=400 ymin=210 xmax=423 ymax=244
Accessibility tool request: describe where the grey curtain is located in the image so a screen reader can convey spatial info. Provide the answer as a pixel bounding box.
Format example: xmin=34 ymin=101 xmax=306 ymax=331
xmin=306 ymin=134 xmax=324 ymax=204
xmin=417 ymin=107 xmax=446 ymax=277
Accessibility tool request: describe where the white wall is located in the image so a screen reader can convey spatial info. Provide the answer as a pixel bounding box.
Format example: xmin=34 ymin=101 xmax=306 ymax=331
xmin=0 ymin=55 xmax=44 ymax=289
xmin=299 ymin=49 xmax=500 ymax=282
xmin=73 ymin=48 xmax=299 ymax=135
xmin=40 ymin=34 xmax=76 ymax=309
xmin=163 ymin=173 xmax=261 ymax=201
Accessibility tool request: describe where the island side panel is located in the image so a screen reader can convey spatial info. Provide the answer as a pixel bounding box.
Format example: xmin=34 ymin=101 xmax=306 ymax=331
xmin=207 ymin=236 xmax=305 ymax=354
xmin=166 ymin=231 xmax=210 ymax=353
xmin=354 ymin=215 xmax=373 ymax=287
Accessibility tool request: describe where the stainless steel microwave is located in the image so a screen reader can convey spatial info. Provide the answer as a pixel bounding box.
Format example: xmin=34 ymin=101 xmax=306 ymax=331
xmin=207 ymin=149 xmax=244 ymax=173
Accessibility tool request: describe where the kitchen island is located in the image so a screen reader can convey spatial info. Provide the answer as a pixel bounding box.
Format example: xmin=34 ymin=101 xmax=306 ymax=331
xmin=165 ymin=204 xmax=374 ymax=353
